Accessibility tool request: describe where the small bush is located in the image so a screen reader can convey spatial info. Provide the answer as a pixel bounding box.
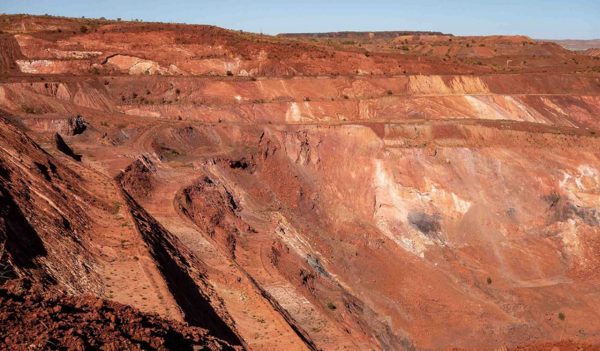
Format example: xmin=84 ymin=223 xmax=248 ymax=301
xmin=21 ymin=105 xmax=41 ymax=114
xmin=558 ymin=312 xmax=565 ymax=321
xmin=80 ymin=25 xmax=88 ymax=34
xmin=226 ymin=70 xmax=234 ymax=76
xmin=326 ymin=302 xmax=337 ymax=311
xmin=486 ymin=277 xmax=492 ymax=285
xmin=111 ymin=202 xmax=122 ymax=215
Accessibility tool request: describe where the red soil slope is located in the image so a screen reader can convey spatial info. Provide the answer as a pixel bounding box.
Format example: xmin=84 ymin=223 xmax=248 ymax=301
xmin=584 ymin=48 xmax=600 ymax=57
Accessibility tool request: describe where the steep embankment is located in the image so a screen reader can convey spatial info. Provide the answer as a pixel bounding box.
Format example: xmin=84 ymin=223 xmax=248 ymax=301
xmin=0 ymin=113 xmax=100 ymax=291
xmin=165 ymin=122 xmax=600 ymax=349
xmin=0 ymin=113 xmax=246 ymax=349
xmin=0 ymin=32 xmax=23 ymax=73
xmin=117 ymin=159 xmax=244 ymax=346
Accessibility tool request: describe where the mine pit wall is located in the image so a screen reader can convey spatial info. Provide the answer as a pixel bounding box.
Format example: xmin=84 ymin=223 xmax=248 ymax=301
xmin=174 ymin=176 xmax=351 ymax=350
xmin=0 ymin=115 xmax=103 ymax=294
xmin=70 ymin=73 xmax=600 ymax=100
xmin=0 ymin=32 xmax=23 ymax=73
xmin=313 ymin=126 xmax=600 ymax=347
xmin=165 ymin=123 xmax=600 ymax=349
xmin=116 ymin=168 xmax=244 ymax=348
xmin=170 ymin=135 xmax=416 ymax=349
xmin=2 ymin=74 xmax=599 ymax=130
xmin=0 ymin=80 xmax=115 ymax=114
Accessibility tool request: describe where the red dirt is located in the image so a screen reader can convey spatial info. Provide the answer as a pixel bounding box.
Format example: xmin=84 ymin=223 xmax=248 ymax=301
xmin=1 ymin=13 xmax=600 ymax=351
xmin=0 ymin=279 xmax=237 ymax=351
xmin=584 ymin=48 xmax=600 ymax=57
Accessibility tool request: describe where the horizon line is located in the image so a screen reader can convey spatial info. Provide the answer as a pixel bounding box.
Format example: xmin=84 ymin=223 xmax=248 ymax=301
xmin=1 ymin=12 xmax=598 ymax=41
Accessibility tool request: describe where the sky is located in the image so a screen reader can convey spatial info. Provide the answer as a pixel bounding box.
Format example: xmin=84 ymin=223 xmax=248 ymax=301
xmin=1 ymin=0 xmax=599 ymax=39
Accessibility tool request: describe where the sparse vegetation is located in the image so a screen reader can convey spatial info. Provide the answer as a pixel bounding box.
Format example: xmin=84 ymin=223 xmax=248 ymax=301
xmin=558 ymin=312 xmax=566 ymax=321
xmin=486 ymin=277 xmax=492 ymax=285
xmin=111 ymin=201 xmax=122 ymax=215
xmin=80 ymin=25 xmax=88 ymax=34
xmin=21 ymin=105 xmax=42 ymax=114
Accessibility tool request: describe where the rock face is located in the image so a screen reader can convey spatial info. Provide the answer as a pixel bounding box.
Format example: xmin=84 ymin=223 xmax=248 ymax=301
xmin=0 ymin=32 xmax=23 ymax=73
xmin=1 ymin=14 xmax=600 ymax=351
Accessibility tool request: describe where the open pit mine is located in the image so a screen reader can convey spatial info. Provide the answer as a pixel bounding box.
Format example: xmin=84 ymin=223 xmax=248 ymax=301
xmin=1 ymin=14 xmax=600 ymax=351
